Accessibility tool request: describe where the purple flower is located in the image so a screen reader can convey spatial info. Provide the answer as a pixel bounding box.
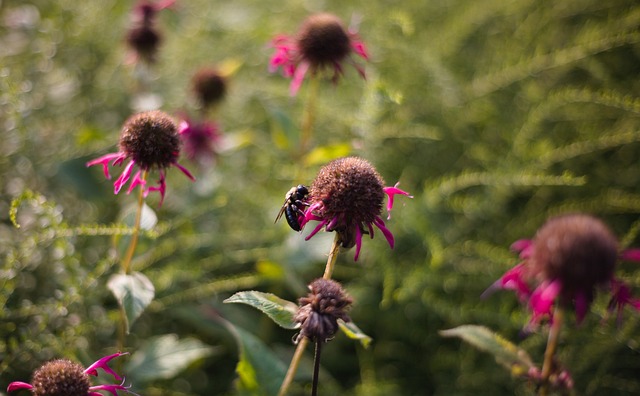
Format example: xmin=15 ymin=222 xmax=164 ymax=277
xmin=125 ymin=0 xmax=175 ymax=64
xmin=300 ymin=157 xmax=412 ymax=261
xmin=269 ymin=13 xmax=369 ymax=96
xmin=86 ymin=111 xmax=195 ymax=206
xmin=485 ymin=214 xmax=640 ymax=328
xmin=7 ymin=352 xmax=138 ymax=396
xmin=178 ymin=118 xmax=221 ymax=165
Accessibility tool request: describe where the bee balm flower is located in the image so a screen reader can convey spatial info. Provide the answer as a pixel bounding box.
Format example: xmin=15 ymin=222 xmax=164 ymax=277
xmin=269 ymin=13 xmax=369 ymax=95
xmin=300 ymin=157 xmax=412 ymax=261
xmin=86 ymin=110 xmax=195 ymax=206
xmin=7 ymin=352 xmax=138 ymax=396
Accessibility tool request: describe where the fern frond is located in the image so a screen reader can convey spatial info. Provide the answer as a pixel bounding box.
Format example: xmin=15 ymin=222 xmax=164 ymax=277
xmin=541 ymin=129 xmax=640 ymax=165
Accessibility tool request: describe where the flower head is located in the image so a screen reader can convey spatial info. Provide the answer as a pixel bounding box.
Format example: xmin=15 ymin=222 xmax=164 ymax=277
xmin=7 ymin=352 xmax=138 ymax=396
xmin=191 ymin=68 xmax=227 ymax=109
xmin=178 ymin=118 xmax=221 ymax=165
xmin=294 ymin=278 xmax=353 ymax=343
xmin=269 ymin=13 xmax=369 ymax=95
xmin=125 ymin=0 xmax=174 ymax=64
xmin=300 ymin=157 xmax=412 ymax=261
xmin=86 ymin=110 xmax=195 ymax=206
xmin=485 ymin=214 xmax=640 ymax=328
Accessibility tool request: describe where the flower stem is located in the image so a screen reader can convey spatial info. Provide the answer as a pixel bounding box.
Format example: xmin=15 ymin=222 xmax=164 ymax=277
xmin=278 ymin=337 xmax=308 ymax=396
xmin=311 ymin=339 xmax=323 ymax=396
xmin=278 ymin=235 xmax=341 ymax=396
xmin=299 ymin=73 xmax=319 ymax=155
xmin=538 ymin=308 xmax=564 ymax=395
xmin=323 ymin=234 xmax=341 ymax=280
xmin=121 ymin=171 xmax=147 ymax=275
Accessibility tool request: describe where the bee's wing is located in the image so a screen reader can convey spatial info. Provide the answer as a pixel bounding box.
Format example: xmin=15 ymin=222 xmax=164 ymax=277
xmin=274 ymin=200 xmax=288 ymax=223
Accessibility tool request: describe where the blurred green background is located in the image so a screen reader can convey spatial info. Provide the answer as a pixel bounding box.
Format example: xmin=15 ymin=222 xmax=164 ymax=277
xmin=2 ymin=0 xmax=640 ymax=395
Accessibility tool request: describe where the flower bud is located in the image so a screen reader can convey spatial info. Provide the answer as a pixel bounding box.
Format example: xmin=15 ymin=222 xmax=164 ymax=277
xmin=119 ymin=110 xmax=180 ymax=171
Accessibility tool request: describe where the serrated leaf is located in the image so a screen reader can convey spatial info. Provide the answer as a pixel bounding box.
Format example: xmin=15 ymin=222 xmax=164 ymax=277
xmin=224 ymin=321 xmax=288 ymax=396
xmin=224 ymin=291 xmax=298 ymax=329
xmin=125 ymin=334 xmax=216 ymax=382
xmin=107 ymin=272 xmax=155 ymax=333
xmin=338 ymin=319 xmax=373 ymax=348
xmin=440 ymin=325 xmax=535 ymax=373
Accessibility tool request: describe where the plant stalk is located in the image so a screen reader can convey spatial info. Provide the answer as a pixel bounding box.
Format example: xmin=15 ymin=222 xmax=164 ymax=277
xmin=311 ymin=339 xmax=323 ymax=396
xmin=538 ymin=308 xmax=564 ymax=395
xmin=121 ymin=171 xmax=147 ymax=274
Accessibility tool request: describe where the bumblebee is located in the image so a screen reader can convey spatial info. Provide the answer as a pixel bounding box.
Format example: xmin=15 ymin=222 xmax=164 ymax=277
xmin=275 ymin=185 xmax=309 ymax=231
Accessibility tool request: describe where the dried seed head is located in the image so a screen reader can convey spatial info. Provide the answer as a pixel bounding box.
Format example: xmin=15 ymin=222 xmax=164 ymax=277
xmin=294 ymin=278 xmax=353 ymax=342
xmin=192 ymin=68 xmax=227 ymax=108
xmin=31 ymin=359 xmax=90 ymax=396
xmin=532 ymin=214 xmax=618 ymax=303
xmin=126 ymin=24 xmax=162 ymax=62
xmin=297 ymin=13 xmax=352 ymax=69
xmin=119 ymin=110 xmax=180 ymax=170
xmin=310 ymin=157 xmax=385 ymax=225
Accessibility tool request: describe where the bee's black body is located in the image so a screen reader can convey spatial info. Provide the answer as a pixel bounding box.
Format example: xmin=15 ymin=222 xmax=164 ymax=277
xmin=276 ymin=185 xmax=309 ymax=231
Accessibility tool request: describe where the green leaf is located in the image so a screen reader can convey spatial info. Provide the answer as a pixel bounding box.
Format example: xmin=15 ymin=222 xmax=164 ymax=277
xmin=440 ymin=325 xmax=535 ymax=376
xmin=303 ymin=143 xmax=352 ymax=166
xmin=107 ymin=272 xmax=155 ymax=333
xmin=224 ymin=291 xmax=298 ymax=329
xmin=338 ymin=319 xmax=373 ymax=349
xmin=223 ymin=321 xmax=288 ymax=396
xmin=125 ymin=334 xmax=216 ymax=382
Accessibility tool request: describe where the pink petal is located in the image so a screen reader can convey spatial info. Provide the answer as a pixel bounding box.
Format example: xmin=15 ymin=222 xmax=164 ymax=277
xmin=373 ymin=216 xmax=395 ymax=249
xmin=574 ymin=291 xmax=589 ymax=324
xmin=86 ymin=153 xmax=124 ymax=180
xmin=383 ymin=182 xmax=413 ymax=219
xmin=481 ymin=263 xmax=531 ymax=301
xmin=113 ymin=161 xmax=136 ymax=194
xmin=529 ymin=279 xmax=561 ymax=324
xmin=84 ymin=352 xmax=127 ymax=381
xmin=290 ymin=61 xmax=310 ymax=96
xmin=351 ymin=40 xmax=369 ymax=60
xmin=127 ymin=170 xmax=146 ymax=194
xmin=353 ymin=225 xmax=363 ymax=261
xmin=621 ymin=248 xmax=640 ymax=262
xmin=8 ymin=382 xmax=33 ymax=392
xmin=147 ymin=170 xmax=167 ymax=206
xmin=304 ymin=218 xmax=329 ymax=241
xmin=174 ymin=162 xmax=196 ymax=181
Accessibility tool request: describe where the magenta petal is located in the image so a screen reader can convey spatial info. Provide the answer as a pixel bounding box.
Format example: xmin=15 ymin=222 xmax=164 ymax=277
xmin=89 ymin=381 xmax=138 ymax=396
xmin=383 ymin=182 xmax=413 ymax=219
xmin=290 ymin=61 xmax=310 ymax=96
xmin=127 ymin=171 xmax=146 ymax=194
xmin=373 ymin=216 xmax=395 ymax=249
xmin=174 ymin=162 xmax=196 ymax=181
xmin=8 ymin=381 xmax=33 ymax=392
xmin=113 ymin=161 xmax=136 ymax=194
xmin=351 ymin=41 xmax=369 ymax=60
xmin=353 ymin=226 xmax=363 ymax=261
xmin=84 ymin=352 xmax=127 ymax=381
xmin=510 ymin=239 xmax=533 ymax=258
xmin=481 ymin=263 xmax=531 ymax=301
xmin=86 ymin=153 xmax=123 ymax=180
xmin=529 ymin=279 xmax=561 ymax=323
xmin=305 ymin=218 xmax=329 ymax=241
xmin=621 ymin=248 xmax=640 ymax=262
xmin=574 ymin=292 xmax=589 ymax=324
xmin=147 ymin=171 xmax=167 ymax=207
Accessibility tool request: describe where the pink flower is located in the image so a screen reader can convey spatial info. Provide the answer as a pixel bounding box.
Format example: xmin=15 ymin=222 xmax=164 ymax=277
xmin=485 ymin=214 xmax=640 ymax=328
xmin=87 ymin=111 xmax=195 ymax=206
xmin=178 ymin=119 xmax=221 ymax=165
xmin=269 ymin=13 xmax=369 ymax=95
xmin=7 ymin=352 xmax=138 ymax=396
xmin=299 ymin=157 xmax=411 ymax=261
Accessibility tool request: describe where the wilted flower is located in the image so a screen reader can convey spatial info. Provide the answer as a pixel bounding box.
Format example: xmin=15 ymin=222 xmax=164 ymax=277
xmin=294 ymin=278 xmax=353 ymax=343
xmin=7 ymin=352 xmax=138 ymax=396
xmin=178 ymin=118 xmax=221 ymax=165
xmin=485 ymin=214 xmax=640 ymax=328
xmin=191 ymin=68 xmax=227 ymax=109
xmin=125 ymin=0 xmax=174 ymax=64
xmin=300 ymin=157 xmax=412 ymax=261
xmin=86 ymin=110 xmax=195 ymax=206
xmin=269 ymin=13 xmax=369 ymax=95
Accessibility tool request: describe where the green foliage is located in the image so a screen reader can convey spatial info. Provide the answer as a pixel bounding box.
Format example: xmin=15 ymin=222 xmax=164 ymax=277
xmin=3 ymin=0 xmax=640 ymax=395
xmin=107 ymin=272 xmax=155 ymax=333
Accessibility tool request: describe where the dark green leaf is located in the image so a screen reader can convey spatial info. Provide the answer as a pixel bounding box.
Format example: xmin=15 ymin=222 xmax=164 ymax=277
xmin=224 ymin=291 xmax=298 ymax=329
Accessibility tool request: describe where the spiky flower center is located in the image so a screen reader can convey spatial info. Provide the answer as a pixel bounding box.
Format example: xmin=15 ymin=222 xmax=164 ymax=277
xmin=532 ymin=214 xmax=618 ymax=301
xmin=297 ymin=13 xmax=351 ymax=68
xmin=192 ymin=68 xmax=226 ymax=108
xmin=126 ymin=25 xmax=161 ymax=57
xmin=294 ymin=278 xmax=352 ymax=342
xmin=119 ymin=110 xmax=180 ymax=170
xmin=31 ymin=359 xmax=90 ymax=396
xmin=310 ymin=157 xmax=385 ymax=224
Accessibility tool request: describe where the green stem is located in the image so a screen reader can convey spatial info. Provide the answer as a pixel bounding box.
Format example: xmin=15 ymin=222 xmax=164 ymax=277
xmin=299 ymin=73 xmax=320 ymax=156
xmin=121 ymin=171 xmax=147 ymax=274
xmin=539 ymin=308 xmax=564 ymax=395
xmin=278 ymin=235 xmax=341 ymax=396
